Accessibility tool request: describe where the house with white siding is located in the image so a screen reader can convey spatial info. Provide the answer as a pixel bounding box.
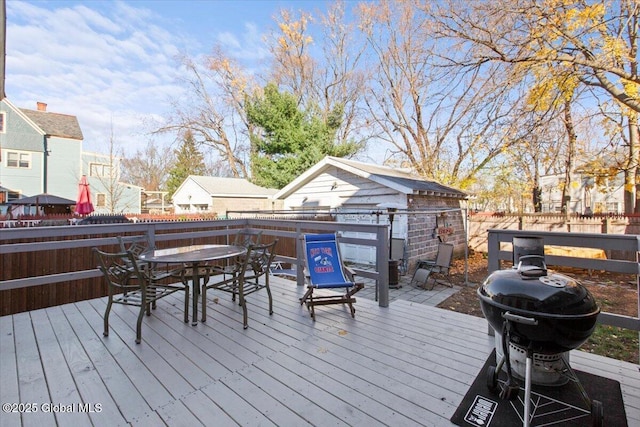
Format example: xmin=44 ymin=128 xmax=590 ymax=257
xmin=172 ymin=176 xmax=279 ymax=216
xmin=539 ymin=169 xmax=625 ymax=215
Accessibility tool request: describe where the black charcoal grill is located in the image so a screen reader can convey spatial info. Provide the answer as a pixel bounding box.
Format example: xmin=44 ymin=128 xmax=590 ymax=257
xmin=477 ymin=237 xmax=603 ymax=427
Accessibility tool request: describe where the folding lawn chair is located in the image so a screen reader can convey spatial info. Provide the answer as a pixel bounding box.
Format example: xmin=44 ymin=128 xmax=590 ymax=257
xmin=300 ymin=233 xmax=364 ymax=320
xmin=411 ymin=242 xmax=454 ymax=290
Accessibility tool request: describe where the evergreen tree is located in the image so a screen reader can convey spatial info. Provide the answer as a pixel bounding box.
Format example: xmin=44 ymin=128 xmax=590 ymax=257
xmin=246 ymin=83 xmax=361 ymax=189
xmin=165 ymin=131 xmax=208 ymax=198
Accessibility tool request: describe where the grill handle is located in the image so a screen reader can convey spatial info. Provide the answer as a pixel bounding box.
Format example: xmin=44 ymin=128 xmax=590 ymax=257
xmin=517 ymin=255 xmax=547 ymax=278
xmin=502 ymin=311 xmax=539 ymax=326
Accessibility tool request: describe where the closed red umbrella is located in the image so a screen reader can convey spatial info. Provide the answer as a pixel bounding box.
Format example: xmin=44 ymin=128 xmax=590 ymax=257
xmin=75 ymin=175 xmax=94 ymax=215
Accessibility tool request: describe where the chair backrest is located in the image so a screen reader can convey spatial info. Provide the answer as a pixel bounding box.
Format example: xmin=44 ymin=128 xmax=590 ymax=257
xmin=233 ymin=230 xmax=263 ymax=248
xmin=118 ymin=235 xmax=154 ymax=258
xmin=435 ymin=242 xmax=454 ymax=268
xmin=241 ymin=240 xmax=278 ymax=279
xmin=304 ymin=233 xmax=352 ymax=286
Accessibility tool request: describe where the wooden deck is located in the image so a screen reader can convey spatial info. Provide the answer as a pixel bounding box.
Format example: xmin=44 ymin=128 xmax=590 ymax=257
xmin=1 ymin=275 xmax=638 ymax=426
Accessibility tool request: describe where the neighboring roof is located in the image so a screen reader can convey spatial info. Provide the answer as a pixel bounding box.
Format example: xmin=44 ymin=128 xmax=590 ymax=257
xmin=20 ymin=108 xmax=84 ymax=140
xmin=186 ymin=176 xmax=278 ymax=198
xmin=274 ymin=156 xmax=467 ymax=200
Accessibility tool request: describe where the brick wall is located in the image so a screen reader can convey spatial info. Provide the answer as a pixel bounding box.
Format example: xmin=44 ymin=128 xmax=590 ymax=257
xmin=406 ymin=195 xmax=467 ymax=271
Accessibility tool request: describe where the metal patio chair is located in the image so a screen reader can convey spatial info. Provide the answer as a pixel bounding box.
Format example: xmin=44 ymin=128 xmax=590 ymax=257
xmin=300 ymin=233 xmax=364 ymax=320
xmin=94 ymin=247 xmax=190 ymax=344
xmin=411 ymin=242 xmax=454 ymax=290
xmin=212 ymin=230 xmax=265 ymax=279
xmin=201 ymin=240 xmax=278 ymax=329
xmin=118 ymin=234 xmax=188 ymax=287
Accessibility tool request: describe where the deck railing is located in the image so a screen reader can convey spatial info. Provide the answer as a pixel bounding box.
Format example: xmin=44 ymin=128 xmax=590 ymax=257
xmin=487 ymin=229 xmax=640 ymax=332
xmin=0 ymin=218 xmax=390 ymax=315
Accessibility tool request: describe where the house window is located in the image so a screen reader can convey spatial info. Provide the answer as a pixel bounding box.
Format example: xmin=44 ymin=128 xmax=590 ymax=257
xmin=0 ymin=112 xmax=5 ymax=133
xmin=6 ymin=151 xmax=31 ymax=168
xmin=90 ymin=163 xmax=112 ymax=177
xmin=96 ymin=193 xmax=106 ymax=207
xmin=7 ymin=191 xmax=20 ymax=202
xmin=2 ymin=191 xmax=21 ymax=210
xmin=606 ymin=202 xmax=620 ymax=214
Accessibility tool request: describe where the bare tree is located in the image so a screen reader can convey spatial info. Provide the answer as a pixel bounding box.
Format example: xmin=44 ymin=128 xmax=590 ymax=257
xmin=430 ymin=0 xmax=639 ymax=212
xmin=317 ymin=1 xmax=370 ymax=146
xmin=92 ymin=127 xmax=127 ymax=213
xmin=599 ymin=99 xmax=640 ymax=213
xmin=355 ymin=0 xmax=522 ymax=187
xmin=505 ymin=110 xmax=567 ymax=212
xmin=269 ymin=9 xmax=316 ymax=107
xmin=431 ymin=0 xmax=640 ymax=113
xmin=155 ymin=53 xmax=250 ymax=178
xmin=121 ymin=141 xmax=173 ymax=191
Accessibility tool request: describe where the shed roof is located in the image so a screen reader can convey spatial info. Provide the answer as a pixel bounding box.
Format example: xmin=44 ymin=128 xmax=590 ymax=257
xmin=186 ymin=176 xmax=278 ymax=198
xmin=274 ymin=156 xmax=467 ymax=199
xmin=20 ymin=108 xmax=84 ymax=140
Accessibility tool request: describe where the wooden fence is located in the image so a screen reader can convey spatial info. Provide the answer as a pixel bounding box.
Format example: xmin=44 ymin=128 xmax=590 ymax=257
xmin=469 ymin=213 xmax=639 ymax=254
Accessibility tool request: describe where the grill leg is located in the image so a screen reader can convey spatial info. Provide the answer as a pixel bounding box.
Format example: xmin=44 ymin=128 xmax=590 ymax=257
xmin=524 ymin=349 xmax=533 ymax=427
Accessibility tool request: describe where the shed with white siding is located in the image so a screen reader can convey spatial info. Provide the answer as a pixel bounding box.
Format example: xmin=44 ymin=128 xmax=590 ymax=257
xmin=272 ymin=156 xmax=467 ymax=268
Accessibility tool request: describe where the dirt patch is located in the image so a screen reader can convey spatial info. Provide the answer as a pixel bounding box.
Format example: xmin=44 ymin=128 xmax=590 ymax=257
xmin=437 ymin=250 xmax=638 ymax=362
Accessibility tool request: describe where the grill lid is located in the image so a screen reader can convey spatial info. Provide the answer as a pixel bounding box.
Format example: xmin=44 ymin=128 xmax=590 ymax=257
xmin=479 ymin=259 xmax=598 ymax=316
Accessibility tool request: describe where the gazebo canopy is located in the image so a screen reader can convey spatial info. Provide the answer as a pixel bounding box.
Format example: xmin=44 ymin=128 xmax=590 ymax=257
xmin=9 ymin=193 xmax=76 ymax=206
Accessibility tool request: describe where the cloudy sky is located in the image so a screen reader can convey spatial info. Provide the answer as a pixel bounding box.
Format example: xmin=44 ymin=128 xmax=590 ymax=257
xmin=5 ymin=0 xmax=331 ymax=157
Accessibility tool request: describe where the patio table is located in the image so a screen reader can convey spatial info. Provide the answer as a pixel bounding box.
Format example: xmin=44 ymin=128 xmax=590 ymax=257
xmin=139 ymin=244 xmax=247 ymax=325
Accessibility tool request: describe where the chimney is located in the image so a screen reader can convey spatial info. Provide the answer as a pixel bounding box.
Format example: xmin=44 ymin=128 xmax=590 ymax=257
xmin=37 ymin=102 xmax=47 ymax=112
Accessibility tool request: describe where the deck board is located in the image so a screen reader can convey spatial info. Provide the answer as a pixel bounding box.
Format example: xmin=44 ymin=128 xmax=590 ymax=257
xmin=78 ymin=300 xmax=195 ymax=407
xmin=29 ymin=309 xmax=92 ymax=427
xmin=170 ymin=389 xmax=238 ymax=426
xmin=0 ymin=316 xmax=21 ymax=427
xmin=59 ymin=302 xmax=165 ymax=426
xmin=13 ymin=312 xmax=57 ymax=427
xmin=228 ymin=362 xmax=348 ymax=426
xmin=45 ymin=305 xmax=126 ymax=427
xmin=1 ymin=275 xmax=638 ymax=426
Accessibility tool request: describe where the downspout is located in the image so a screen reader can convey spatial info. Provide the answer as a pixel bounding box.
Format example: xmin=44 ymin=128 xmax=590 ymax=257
xmin=43 ymin=134 xmax=50 ymax=193
xmin=1 ymin=0 xmax=6 ymax=100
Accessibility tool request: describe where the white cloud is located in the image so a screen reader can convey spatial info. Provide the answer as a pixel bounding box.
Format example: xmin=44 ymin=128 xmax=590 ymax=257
xmin=5 ymin=0 xmax=300 ymax=162
xmin=217 ymin=31 xmax=242 ymax=50
xmin=217 ymin=22 xmax=271 ymax=63
xmin=5 ymin=1 xmax=192 ymax=155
